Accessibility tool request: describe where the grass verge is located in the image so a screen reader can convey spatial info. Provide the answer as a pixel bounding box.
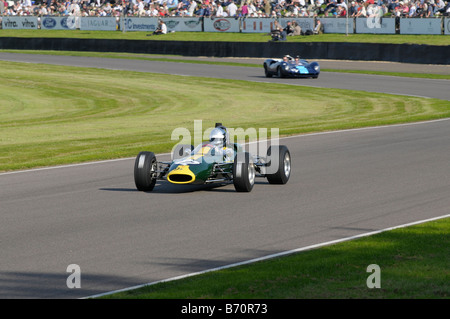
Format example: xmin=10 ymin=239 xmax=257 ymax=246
xmin=99 ymin=217 xmax=449 ymax=299
xmin=1 ymin=30 xmax=449 ymax=46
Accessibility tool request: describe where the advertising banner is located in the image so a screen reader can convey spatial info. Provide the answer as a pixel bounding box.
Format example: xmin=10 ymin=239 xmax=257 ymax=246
xmin=445 ymin=18 xmax=450 ymax=35
xmin=321 ymin=17 xmax=354 ymax=34
xmin=400 ymin=18 xmax=442 ymax=35
xmin=80 ymin=17 xmax=117 ymax=31
xmin=41 ymin=16 xmax=77 ymax=30
xmin=1 ymin=16 xmax=38 ymax=29
xmin=162 ymin=17 xmax=202 ymax=32
xmin=203 ymin=17 xmax=240 ymax=32
xmin=121 ymin=17 xmax=158 ymax=32
xmin=241 ymin=18 xmax=275 ymax=33
xmin=355 ymin=17 xmax=395 ymax=34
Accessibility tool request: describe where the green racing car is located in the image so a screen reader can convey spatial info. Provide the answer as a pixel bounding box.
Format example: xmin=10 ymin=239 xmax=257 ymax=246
xmin=134 ymin=123 xmax=291 ymax=192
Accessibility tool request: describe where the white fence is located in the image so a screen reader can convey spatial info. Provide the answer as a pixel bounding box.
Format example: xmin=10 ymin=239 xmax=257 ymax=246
xmin=1 ymin=16 xmax=449 ymax=35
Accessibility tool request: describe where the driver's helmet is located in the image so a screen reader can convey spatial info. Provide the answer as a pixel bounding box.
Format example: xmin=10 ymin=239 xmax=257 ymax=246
xmin=209 ymin=125 xmax=229 ymax=147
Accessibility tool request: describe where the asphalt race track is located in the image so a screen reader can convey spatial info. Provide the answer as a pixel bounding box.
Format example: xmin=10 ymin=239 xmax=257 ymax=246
xmin=0 ymin=53 xmax=449 ymax=100
xmin=0 ymin=53 xmax=449 ymax=298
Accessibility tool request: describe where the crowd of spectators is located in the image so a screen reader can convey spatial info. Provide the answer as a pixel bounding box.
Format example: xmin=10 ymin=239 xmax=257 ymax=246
xmin=1 ymin=0 xmax=449 ymax=18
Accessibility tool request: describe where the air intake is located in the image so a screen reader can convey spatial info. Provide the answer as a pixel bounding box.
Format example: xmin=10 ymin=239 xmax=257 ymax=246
xmin=168 ymin=174 xmax=194 ymax=183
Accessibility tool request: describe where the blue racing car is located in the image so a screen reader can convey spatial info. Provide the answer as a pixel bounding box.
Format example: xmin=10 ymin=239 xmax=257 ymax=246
xmin=263 ymin=55 xmax=320 ymax=79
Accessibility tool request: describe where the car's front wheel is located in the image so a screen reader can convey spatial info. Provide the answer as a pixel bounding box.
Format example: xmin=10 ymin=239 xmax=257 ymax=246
xmin=233 ymin=152 xmax=255 ymax=192
xmin=266 ymin=145 xmax=291 ymax=184
xmin=277 ymin=67 xmax=284 ymax=78
xmin=134 ymin=151 xmax=157 ymax=191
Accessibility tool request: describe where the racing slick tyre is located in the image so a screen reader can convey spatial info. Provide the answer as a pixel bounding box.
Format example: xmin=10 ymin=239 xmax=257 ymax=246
xmin=264 ymin=65 xmax=272 ymax=78
xmin=134 ymin=151 xmax=157 ymax=191
xmin=233 ymin=152 xmax=256 ymax=192
xmin=172 ymin=144 xmax=194 ymax=160
xmin=266 ymin=145 xmax=291 ymax=184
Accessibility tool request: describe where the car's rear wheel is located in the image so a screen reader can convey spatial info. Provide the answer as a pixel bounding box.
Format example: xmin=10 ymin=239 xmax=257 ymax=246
xmin=266 ymin=145 xmax=291 ymax=184
xmin=233 ymin=152 xmax=255 ymax=192
xmin=264 ymin=65 xmax=272 ymax=78
xmin=134 ymin=151 xmax=157 ymax=191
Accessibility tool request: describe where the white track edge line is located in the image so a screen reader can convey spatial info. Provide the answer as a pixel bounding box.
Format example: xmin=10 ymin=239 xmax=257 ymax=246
xmin=82 ymin=213 xmax=450 ymax=299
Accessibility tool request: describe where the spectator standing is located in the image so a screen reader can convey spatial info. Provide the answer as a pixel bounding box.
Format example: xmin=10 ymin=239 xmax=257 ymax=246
xmin=178 ymin=0 xmax=190 ymax=11
xmin=349 ymin=1 xmax=358 ymax=16
xmin=215 ymin=2 xmax=226 ymax=16
xmin=337 ymin=0 xmax=347 ymax=11
xmin=166 ymin=0 xmax=178 ymax=11
xmin=23 ymin=0 xmax=33 ymax=8
xmin=367 ymin=3 xmax=377 ymax=16
xmin=263 ymin=0 xmax=271 ymax=16
xmin=247 ymin=1 xmax=257 ymax=15
xmin=197 ymin=3 xmax=211 ymax=16
xmin=408 ymin=1 xmax=416 ymax=17
xmin=241 ymin=1 xmax=249 ymax=16
xmin=103 ymin=2 xmax=113 ymax=14
xmin=416 ymin=2 xmax=425 ymax=17
xmin=187 ymin=0 xmax=197 ymax=16
xmin=324 ymin=0 xmax=337 ymax=16
xmin=435 ymin=0 xmax=445 ymax=14
xmin=227 ymin=0 xmax=238 ymax=16
xmin=426 ymin=1 xmax=435 ymax=17
xmin=401 ymin=1 xmax=410 ymax=17
xmin=291 ymin=3 xmax=299 ymax=16
xmin=355 ymin=2 xmax=367 ymax=17
xmin=40 ymin=4 xmax=49 ymax=15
